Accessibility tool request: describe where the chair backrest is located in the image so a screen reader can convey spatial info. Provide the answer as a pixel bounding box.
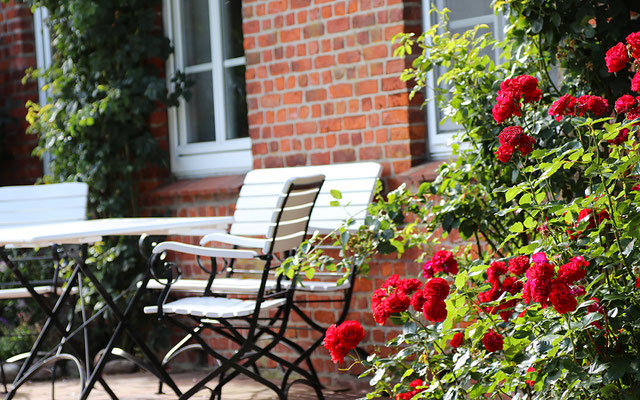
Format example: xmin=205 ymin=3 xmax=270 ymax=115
xmin=263 ymin=175 xmax=324 ymax=254
xmin=0 ymin=182 xmax=89 ymax=228
xmin=231 ymin=162 xmax=381 ymax=237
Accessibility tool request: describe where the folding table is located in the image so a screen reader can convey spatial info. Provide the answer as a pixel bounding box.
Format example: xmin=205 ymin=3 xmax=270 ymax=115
xmin=0 ymin=216 xmax=232 ymax=400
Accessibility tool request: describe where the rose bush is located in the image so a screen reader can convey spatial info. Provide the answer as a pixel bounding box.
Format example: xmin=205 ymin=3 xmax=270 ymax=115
xmin=276 ymin=6 xmax=640 ymax=400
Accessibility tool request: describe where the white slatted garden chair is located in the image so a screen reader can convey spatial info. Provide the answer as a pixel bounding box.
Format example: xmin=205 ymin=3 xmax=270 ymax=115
xmin=146 ymin=162 xmax=381 ymax=391
xmin=143 ymin=174 xmax=325 ymax=400
xmin=0 ymin=182 xmax=88 ymax=393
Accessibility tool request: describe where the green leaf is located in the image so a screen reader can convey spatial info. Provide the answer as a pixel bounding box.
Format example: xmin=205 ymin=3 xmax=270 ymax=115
xmin=506 ymin=186 xmax=520 ymax=202
xmin=330 ymin=200 xmax=340 ymax=207
xmin=519 ymin=193 xmax=532 ymax=205
xmin=330 ymin=189 xmax=342 ymax=200
xmin=509 ymin=222 xmax=524 ymax=233
xmin=523 ymin=217 xmax=536 ymax=229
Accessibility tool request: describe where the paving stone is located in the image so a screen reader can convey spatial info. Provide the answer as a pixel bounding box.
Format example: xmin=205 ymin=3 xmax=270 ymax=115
xmin=6 ymin=371 xmax=368 ymax=399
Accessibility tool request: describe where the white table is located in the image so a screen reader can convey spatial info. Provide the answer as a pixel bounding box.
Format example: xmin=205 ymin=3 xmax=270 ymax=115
xmin=0 ymin=217 xmax=232 ymax=400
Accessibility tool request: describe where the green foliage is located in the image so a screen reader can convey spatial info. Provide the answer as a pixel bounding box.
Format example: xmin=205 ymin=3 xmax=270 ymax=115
xmin=289 ymin=3 xmax=640 ymax=400
xmin=19 ymin=0 xmax=187 ymax=353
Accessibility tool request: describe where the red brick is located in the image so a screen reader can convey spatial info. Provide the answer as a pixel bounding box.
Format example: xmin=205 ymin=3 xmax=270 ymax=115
xmin=244 ymin=20 xmax=260 ymax=34
xmin=291 ymin=0 xmax=310 ymax=8
xmin=321 ymin=5 xmax=332 ymax=18
xmin=333 ymin=148 xmax=356 ymax=163
xmin=260 ymin=94 xmax=281 ymax=108
xmin=311 ymin=152 xmax=330 ymax=164
xmin=390 ymin=127 xmax=409 ymax=140
xmin=319 ymin=118 xmax=342 ymax=132
xmin=351 ymin=132 xmax=363 ymax=146
xmin=296 ymin=122 xmax=317 ymax=134
xmin=338 ymin=133 xmax=350 ymax=145
xmin=356 ymin=80 xmax=378 ymax=96
xmin=292 ymin=59 xmax=312 ymax=72
xmin=344 ymin=115 xmax=366 ymax=130
xmin=286 ymin=153 xmax=307 ymax=167
xmin=269 ymin=62 xmax=290 ymax=75
xmin=258 ymin=33 xmax=277 ymax=47
xmin=385 ymin=144 xmax=410 ymax=158
xmin=268 ymin=0 xmax=286 ymax=14
xmin=382 ymin=77 xmax=405 ymax=91
xmin=283 ymin=91 xmax=302 ymax=104
xmin=348 ymin=99 xmax=359 ymax=113
xmin=337 ymin=50 xmax=360 ymax=64
xmin=335 ymin=2 xmax=346 ymax=15
xmin=274 ymin=124 xmax=293 ymax=137
xmin=388 ymin=93 xmax=410 ymax=107
xmin=281 ymin=28 xmax=300 ymax=42
xmin=327 ymin=17 xmax=349 ymax=33
xmin=275 ymin=77 xmax=285 ymax=90
xmin=329 ymin=83 xmax=352 ymax=99
xmin=326 ymin=134 xmax=337 ymax=148
xmin=336 ymin=101 xmax=347 ymax=115
xmin=385 ymin=25 xmax=404 ymax=41
xmin=313 ymin=136 xmax=326 ymax=149
xmin=353 ymin=13 xmax=375 ymax=28
xmin=363 ymin=44 xmax=387 ymax=60
xmin=303 ymin=23 xmax=325 ymax=38
xmin=359 ymin=146 xmax=383 ymax=160
xmin=305 ymin=89 xmax=327 ymax=102
xmin=264 ymin=156 xmax=284 ymax=168
xmin=314 ymin=55 xmax=335 ymax=68
xmin=252 ymin=143 xmax=268 ymax=155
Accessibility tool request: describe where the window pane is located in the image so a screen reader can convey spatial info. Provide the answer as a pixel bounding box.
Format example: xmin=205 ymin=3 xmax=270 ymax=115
xmin=221 ymin=0 xmax=244 ymax=60
xmin=182 ymin=0 xmax=212 ymax=66
xmin=186 ymin=71 xmax=215 ymax=143
xmin=225 ymin=65 xmax=248 ymax=139
xmin=445 ymin=0 xmax=493 ymax=21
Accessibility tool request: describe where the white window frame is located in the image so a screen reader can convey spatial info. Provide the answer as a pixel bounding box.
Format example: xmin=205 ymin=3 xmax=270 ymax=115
xmin=33 ymin=7 xmax=53 ymax=174
xmin=422 ymin=0 xmax=505 ymax=159
xmin=163 ymin=0 xmax=252 ymax=178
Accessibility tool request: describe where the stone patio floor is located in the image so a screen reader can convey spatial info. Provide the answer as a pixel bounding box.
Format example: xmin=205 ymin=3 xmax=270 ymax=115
xmin=5 ymin=371 xmax=368 ymax=399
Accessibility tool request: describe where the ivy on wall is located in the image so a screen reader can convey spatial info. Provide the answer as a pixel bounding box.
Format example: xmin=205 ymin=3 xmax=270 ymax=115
xmin=19 ymin=0 xmax=188 ymax=352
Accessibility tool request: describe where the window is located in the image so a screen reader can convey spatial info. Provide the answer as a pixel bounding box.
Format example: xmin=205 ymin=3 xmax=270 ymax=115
xmin=422 ymin=0 xmax=505 ymax=159
xmin=164 ymin=0 xmax=251 ymax=177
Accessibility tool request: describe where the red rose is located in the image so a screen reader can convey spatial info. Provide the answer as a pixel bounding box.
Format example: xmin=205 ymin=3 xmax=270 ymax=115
xmin=575 ymin=95 xmax=609 ymax=117
xmin=324 ymin=325 xmax=349 ymax=363
xmin=608 ymin=128 xmax=629 ymax=145
xmin=487 ymin=261 xmax=507 ymax=283
xmin=478 ymin=282 xmax=502 ymax=303
xmin=423 ymin=250 xmax=458 ymax=278
xmin=397 ymin=278 xmax=422 ymax=294
xmin=549 ymin=94 xmax=577 ymax=121
xmin=324 ymin=320 xmax=365 ymax=364
xmin=502 ymin=276 xmax=523 ymax=295
xmin=513 ymin=75 xmax=543 ymax=103
xmin=627 ymin=31 xmax=640 ymax=58
xmin=614 ymin=94 xmax=637 ymax=114
xmin=382 ymin=274 xmax=401 ymax=288
xmin=338 ymin=320 xmax=365 ymax=349
xmin=587 ymin=297 xmax=605 ymax=314
xmin=632 ymin=71 xmax=640 ymax=92
xmin=492 ymin=91 xmax=521 ymax=124
xmin=396 ymin=379 xmax=426 ymax=400
xmin=497 ymin=126 xmax=536 ymax=158
xmin=450 ymin=332 xmax=464 ymax=348
xmin=422 ymin=300 xmax=447 ymax=323
xmin=636 ymin=276 xmax=640 ymax=289
xmin=508 ymin=255 xmax=530 ymax=276
xmin=495 ymin=144 xmax=514 ymax=163
xmin=549 ymin=280 xmax=577 ymax=314
xmin=571 ymin=285 xmax=586 ymax=297
xmin=524 ymin=278 xmax=551 ymax=304
xmin=498 ymin=299 xmax=519 ymax=322
xmin=482 ymin=329 xmax=504 ymax=352
xmin=575 ymin=208 xmax=609 ymax=233
xmin=410 ymin=290 xmax=427 ymax=312
xmin=526 ymin=367 xmax=536 ymax=386
xmin=424 ymin=277 xmax=449 ymax=301
xmin=605 ymin=42 xmax=629 ymax=73
xmin=557 ymin=257 xmax=587 ymax=284
xmin=526 ymin=261 xmax=555 ymax=280
xmin=385 ymin=291 xmax=411 ymax=314
xmin=633 ymin=184 xmax=640 ymax=191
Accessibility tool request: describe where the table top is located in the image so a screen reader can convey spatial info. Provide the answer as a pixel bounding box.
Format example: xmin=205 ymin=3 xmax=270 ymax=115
xmin=0 ymin=217 xmax=233 ymax=247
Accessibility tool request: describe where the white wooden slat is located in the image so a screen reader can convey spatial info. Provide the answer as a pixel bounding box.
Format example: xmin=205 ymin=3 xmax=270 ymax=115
xmin=144 ymin=297 xmax=286 ymax=318
xmin=145 ymin=278 xmax=279 ymax=294
xmin=229 ymin=222 xmax=272 ymax=236
xmin=232 ymin=209 xmax=277 ymax=223
xmin=242 ymin=162 xmax=381 ymax=184
xmin=0 ymin=196 xmax=87 ymax=213
xmin=152 ymin=241 xmax=258 ymax=259
xmin=240 ymin=178 xmax=377 ymax=199
xmin=280 ymin=189 xmax=321 ymax=209
xmin=0 ymin=182 xmax=88 ymax=200
xmin=0 ymin=285 xmax=78 ymax=300
xmin=0 ymin=209 xmax=87 ymax=227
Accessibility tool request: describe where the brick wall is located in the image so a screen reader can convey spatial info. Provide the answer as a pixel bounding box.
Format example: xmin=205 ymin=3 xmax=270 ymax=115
xmin=243 ymin=0 xmax=426 ymax=178
xmin=0 ymin=1 xmax=41 ymax=186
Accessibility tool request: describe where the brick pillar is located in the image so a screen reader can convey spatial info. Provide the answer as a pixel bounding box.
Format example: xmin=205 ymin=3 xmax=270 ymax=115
xmin=0 ymin=1 xmax=41 ymax=185
xmin=243 ymin=0 xmax=426 ymax=180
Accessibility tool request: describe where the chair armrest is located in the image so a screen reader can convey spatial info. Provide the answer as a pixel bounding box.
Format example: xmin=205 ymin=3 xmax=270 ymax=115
xmin=152 ymin=241 xmax=258 ymax=259
xmin=199 ymin=232 xmax=267 ymax=249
